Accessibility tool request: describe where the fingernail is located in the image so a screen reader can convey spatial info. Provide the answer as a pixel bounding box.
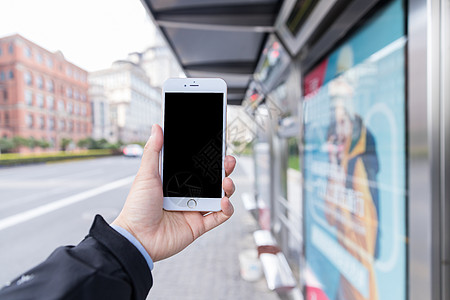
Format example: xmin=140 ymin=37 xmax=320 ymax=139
xmin=151 ymin=124 xmax=156 ymax=136
xmin=145 ymin=125 xmax=155 ymax=148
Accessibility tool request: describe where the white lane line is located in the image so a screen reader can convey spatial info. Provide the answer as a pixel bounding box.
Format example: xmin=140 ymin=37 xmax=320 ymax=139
xmin=0 ymin=175 xmax=135 ymax=232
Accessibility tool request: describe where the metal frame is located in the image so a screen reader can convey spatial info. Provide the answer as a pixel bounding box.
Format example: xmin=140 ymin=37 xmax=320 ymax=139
xmin=440 ymin=0 xmax=450 ymax=298
xmin=407 ymin=0 xmax=447 ymax=299
xmin=299 ymin=0 xmax=381 ymax=72
xmin=275 ymin=0 xmax=339 ymax=56
xmin=139 ymin=0 xmax=284 ymax=105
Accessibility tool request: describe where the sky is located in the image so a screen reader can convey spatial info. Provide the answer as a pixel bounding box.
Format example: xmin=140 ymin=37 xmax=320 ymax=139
xmin=0 ymin=0 xmax=158 ymax=72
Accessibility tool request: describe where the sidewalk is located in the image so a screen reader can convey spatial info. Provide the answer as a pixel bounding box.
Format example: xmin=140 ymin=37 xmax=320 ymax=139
xmin=147 ymin=155 xmax=278 ymax=300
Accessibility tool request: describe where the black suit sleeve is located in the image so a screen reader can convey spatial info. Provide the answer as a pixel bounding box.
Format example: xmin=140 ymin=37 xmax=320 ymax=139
xmin=0 ymin=215 xmax=153 ymax=300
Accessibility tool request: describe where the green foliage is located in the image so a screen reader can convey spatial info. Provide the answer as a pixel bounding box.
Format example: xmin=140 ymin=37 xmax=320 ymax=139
xmin=28 ymin=137 xmax=38 ymax=149
xmin=60 ymin=138 xmax=72 ymax=151
xmin=77 ymin=137 xmax=92 ymax=149
xmin=2 ymin=136 xmax=52 ymax=152
xmin=3 ymin=135 xmax=127 ymax=154
xmin=37 ymin=139 xmax=50 ymax=149
xmin=287 ymin=137 xmax=300 ymax=171
xmin=77 ymin=137 xmax=124 ymax=151
xmin=0 ymin=149 xmax=115 ymax=166
xmin=12 ymin=136 xmax=29 ymax=148
xmin=0 ymin=138 xmax=15 ymax=153
xmin=288 ymin=155 xmax=300 ymax=171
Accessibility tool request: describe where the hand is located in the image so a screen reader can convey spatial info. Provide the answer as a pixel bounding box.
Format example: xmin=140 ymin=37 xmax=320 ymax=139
xmin=112 ymin=124 xmax=236 ymax=262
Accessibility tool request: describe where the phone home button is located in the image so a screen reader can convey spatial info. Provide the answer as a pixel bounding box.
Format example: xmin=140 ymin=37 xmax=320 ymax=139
xmin=187 ymin=199 xmax=197 ymax=209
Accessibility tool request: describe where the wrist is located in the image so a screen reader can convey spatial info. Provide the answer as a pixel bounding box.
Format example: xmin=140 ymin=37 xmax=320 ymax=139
xmin=110 ymin=221 xmax=154 ymax=271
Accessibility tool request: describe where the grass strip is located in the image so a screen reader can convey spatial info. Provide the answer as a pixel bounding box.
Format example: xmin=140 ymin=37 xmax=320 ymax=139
xmin=0 ymin=149 xmax=117 ymax=166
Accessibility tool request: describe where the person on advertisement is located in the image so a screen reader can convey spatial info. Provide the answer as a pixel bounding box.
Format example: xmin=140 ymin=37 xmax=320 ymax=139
xmin=324 ymin=47 xmax=381 ymax=300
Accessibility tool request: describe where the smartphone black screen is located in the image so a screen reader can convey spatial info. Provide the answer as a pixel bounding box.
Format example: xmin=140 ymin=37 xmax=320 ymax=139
xmin=163 ymin=92 xmax=224 ymax=198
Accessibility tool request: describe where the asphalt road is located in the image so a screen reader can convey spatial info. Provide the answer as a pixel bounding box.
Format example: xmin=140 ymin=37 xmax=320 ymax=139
xmin=0 ymin=156 xmax=141 ymax=284
xmin=0 ymin=155 xmax=278 ymax=300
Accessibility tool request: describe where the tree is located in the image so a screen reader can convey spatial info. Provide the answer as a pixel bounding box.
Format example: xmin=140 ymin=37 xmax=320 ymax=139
xmin=60 ymin=138 xmax=72 ymax=151
xmin=0 ymin=137 xmax=14 ymax=154
xmin=12 ymin=136 xmax=29 ymax=148
xmin=96 ymin=138 xmax=109 ymax=149
xmin=37 ymin=138 xmax=50 ymax=149
xmin=27 ymin=137 xmax=38 ymax=149
xmin=77 ymin=137 xmax=94 ymax=149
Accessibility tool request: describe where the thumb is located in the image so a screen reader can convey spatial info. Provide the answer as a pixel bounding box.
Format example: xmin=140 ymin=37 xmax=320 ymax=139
xmin=139 ymin=124 xmax=163 ymax=177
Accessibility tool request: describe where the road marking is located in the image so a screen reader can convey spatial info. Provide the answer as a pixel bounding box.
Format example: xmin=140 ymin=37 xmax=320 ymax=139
xmin=0 ymin=175 xmax=135 ymax=232
xmin=0 ymin=170 xmax=111 ymax=210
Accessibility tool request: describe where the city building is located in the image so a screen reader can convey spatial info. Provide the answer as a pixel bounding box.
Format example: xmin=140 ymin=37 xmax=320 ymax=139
xmin=0 ymin=34 xmax=91 ymax=152
xmin=127 ymin=32 xmax=184 ymax=88
xmin=89 ymin=60 xmax=160 ymax=144
xmin=89 ymin=83 xmax=112 ymax=142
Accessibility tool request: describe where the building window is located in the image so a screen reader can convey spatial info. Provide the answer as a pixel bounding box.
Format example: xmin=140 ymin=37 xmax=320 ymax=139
xmin=48 ymin=118 xmax=54 ymax=130
xmin=24 ymin=46 xmax=32 ymax=58
xmin=3 ymin=89 xmax=8 ymax=102
xmin=68 ymin=121 xmax=73 ymax=132
xmin=4 ymin=112 xmax=9 ymax=126
xmin=81 ymin=94 xmax=86 ymax=102
xmin=47 ymin=80 xmax=54 ymax=93
xmin=67 ymin=87 xmax=72 ymax=98
xmin=81 ymin=105 xmax=86 ymax=116
xmin=66 ymin=67 xmax=72 ymax=77
xmin=24 ymin=71 xmax=32 ymax=86
xmin=36 ymin=52 xmax=43 ymax=64
xmin=39 ymin=116 xmax=45 ymax=129
xmin=25 ymin=90 xmax=33 ymax=106
xmin=59 ymin=119 xmax=65 ymax=131
xmin=8 ymin=43 xmax=13 ymax=54
xmin=37 ymin=76 xmax=43 ymax=89
xmin=67 ymin=101 xmax=73 ymax=114
xmin=46 ymin=95 xmax=54 ymax=110
xmin=26 ymin=114 xmax=34 ymax=128
xmin=74 ymin=103 xmax=79 ymax=115
xmin=8 ymin=70 xmax=14 ymax=79
xmin=0 ymin=72 xmax=4 ymax=81
xmin=58 ymin=100 xmax=65 ymax=112
xmin=74 ymin=90 xmax=79 ymax=100
xmin=46 ymin=57 xmax=53 ymax=68
xmin=37 ymin=94 xmax=44 ymax=108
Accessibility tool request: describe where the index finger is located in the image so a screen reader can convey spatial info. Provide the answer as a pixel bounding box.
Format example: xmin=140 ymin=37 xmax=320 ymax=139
xmin=224 ymin=155 xmax=236 ymax=177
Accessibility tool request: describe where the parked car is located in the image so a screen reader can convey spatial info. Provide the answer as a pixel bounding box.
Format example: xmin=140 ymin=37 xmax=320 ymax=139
xmin=122 ymin=144 xmax=144 ymax=157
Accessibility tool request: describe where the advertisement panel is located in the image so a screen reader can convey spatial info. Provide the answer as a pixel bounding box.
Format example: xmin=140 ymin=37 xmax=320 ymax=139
xmin=302 ymin=1 xmax=407 ymax=299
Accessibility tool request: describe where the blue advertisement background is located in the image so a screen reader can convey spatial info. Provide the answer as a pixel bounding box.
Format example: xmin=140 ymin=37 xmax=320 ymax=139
xmin=303 ymin=0 xmax=406 ymax=299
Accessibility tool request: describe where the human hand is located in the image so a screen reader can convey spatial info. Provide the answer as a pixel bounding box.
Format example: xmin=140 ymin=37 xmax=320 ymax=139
xmin=112 ymin=124 xmax=236 ymax=262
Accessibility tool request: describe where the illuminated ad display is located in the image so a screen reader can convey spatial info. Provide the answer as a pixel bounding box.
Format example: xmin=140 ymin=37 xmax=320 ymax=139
xmin=302 ymin=1 xmax=407 ymax=299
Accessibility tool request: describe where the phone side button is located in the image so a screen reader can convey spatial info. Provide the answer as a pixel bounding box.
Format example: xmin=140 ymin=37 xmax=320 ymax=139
xmin=187 ymin=199 xmax=197 ymax=209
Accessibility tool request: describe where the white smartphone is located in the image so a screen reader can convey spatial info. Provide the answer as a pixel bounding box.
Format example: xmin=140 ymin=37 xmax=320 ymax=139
xmin=161 ymin=78 xmax=227 ymax=211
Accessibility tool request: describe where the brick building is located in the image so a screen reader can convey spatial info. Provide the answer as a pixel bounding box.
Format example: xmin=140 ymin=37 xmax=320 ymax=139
xmin=0 ymin=34 xmax=91 ymax=152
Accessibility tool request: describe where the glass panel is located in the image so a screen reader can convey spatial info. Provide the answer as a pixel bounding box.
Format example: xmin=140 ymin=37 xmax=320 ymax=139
xmin=25 ymin=90 xmax=33 ymax=106
xmin=302 ymin=1 xmax=407 ymax=299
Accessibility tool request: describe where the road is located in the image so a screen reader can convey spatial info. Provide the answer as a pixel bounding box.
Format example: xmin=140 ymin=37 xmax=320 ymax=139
xmin=0 ymin=156 xmax=141 ymax=284
xmin=0 ymin=156 xmax=278 ymax=300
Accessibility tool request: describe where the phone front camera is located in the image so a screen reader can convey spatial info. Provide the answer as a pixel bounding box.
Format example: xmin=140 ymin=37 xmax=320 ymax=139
xmin=184 ymin=85 xmax=186 ymax=87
